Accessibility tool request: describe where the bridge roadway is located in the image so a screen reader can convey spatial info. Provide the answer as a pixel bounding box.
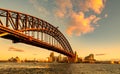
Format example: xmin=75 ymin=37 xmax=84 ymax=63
xmin=0 ymin=8 xmax=75 ymax=58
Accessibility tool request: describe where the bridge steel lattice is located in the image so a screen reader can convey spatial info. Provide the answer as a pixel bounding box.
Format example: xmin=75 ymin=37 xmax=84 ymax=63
xmin=0 ymin=8 xmax=75 ymax=58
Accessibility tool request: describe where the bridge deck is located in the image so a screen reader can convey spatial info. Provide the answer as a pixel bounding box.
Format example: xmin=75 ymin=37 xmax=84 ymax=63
xmin=0 ymin=25 xmax=75 ymax=58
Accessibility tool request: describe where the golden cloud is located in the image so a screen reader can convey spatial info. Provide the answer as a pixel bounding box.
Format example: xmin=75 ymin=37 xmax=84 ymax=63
xmin=80 ymin=0 xmax=106 ymax=14
xmin=55 ymin=0 xmax=107 ymax=36
xmin=55 ymin=0 xmax=72 ymax=18
xmin=67 ymin=12 xmax=97 ymax=36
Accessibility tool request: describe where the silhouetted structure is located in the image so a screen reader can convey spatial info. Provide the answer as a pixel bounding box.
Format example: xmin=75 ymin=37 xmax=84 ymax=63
xmin=84 ymin=54 xmax=96 ymax=63
xmin=8 ymin=56 xmax=21 ymax=63
xmin=57 ymin=54 xmax=63 ymax=62
xmin=48 ymin=52 xmax=55 ymax=62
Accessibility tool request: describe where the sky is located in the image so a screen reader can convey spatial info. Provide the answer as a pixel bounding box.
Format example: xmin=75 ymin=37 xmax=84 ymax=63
xmin=0 ymin=0 xmax=120 ymax=61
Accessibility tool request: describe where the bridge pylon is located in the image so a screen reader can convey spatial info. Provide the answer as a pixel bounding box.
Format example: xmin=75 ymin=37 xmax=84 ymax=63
xmin=68 ymin=51 xmax=78 ymax=63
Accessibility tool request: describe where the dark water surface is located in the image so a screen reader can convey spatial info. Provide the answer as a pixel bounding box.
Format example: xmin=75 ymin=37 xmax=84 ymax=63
xmin=0 ymin=62 xmax=120 ymax=74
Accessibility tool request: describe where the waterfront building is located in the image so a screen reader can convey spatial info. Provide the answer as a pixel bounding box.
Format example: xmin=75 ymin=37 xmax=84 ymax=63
xmin=74 ymin=51 xmax=78 ymax=63
xmin=57 ymin=54 xmax=63 ymax=62
xmin=48 ymin=52 xmax=56 ymax=62
xmin=110 ymin=60 xmax=114 ymax=64
xmin=62 ymin=57 xmax=68 ymax=63
xmin=84 ymin=54 xmax=96 ymax=63
xmin=8 ymin=56 xmax=21 ymax=63
xmin=77 ymin=57 xmax=83 ymax=63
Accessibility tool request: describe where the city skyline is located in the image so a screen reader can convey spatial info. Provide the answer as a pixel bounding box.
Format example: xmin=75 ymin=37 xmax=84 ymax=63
xmin=0 ymin=0 xmax=120 ymax=61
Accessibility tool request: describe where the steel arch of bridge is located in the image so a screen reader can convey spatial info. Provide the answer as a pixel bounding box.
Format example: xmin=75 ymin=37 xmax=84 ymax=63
xmin=0 ymin=8 xmax=75 ymax=57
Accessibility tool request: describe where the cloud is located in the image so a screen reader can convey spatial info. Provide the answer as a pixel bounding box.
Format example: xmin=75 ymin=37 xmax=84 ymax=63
xmin=93 ymin=17 xmax=101 ymax=24
xmin=104 ymin=14 xmax=108 ymax=18
xmin=67 ymin=12 xmax=97 ymax=36
xmin=55 ymin=0 xmax=107 ymax=36
xmin=95 ymin=53 xmax=106 ymax=56
xmin=29 ymin=0 xmax=49 ymax=15
xmin=29 ymin=0 xmax=107 ymax=36
xmin=80 ymin=0 xmax=106 ymax=14
xmin=55 ymin=0 xmax=72 ymax=18
xmin=8 ymin=47 xmax=24 ymax=52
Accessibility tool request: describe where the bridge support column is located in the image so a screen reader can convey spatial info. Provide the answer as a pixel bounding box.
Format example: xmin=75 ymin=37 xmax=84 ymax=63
xmin=68 ymin=51 xmax=78 ymax=63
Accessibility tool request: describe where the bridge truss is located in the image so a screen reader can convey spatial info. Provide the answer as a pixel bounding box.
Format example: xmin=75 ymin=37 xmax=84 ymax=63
xmin=0 ymin=8 xmax=75 ymax=57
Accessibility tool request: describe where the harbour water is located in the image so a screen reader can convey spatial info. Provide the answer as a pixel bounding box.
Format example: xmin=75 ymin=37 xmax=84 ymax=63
xmin=0 ymin=62 xmax=120 ymax=74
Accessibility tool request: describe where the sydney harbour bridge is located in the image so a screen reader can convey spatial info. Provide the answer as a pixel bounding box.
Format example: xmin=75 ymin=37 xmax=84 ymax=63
xmin=0 ymin=8 xmax=75 ymax=59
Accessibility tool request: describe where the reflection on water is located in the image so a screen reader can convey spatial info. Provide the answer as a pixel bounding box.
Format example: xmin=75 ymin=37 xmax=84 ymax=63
xmin=0 ymin=62 xmax=120 ymax=74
